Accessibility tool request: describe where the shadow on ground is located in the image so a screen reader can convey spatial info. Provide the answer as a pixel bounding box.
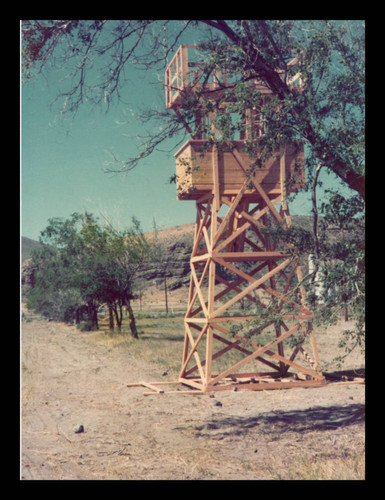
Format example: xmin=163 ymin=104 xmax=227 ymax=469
xmin=194 ymin=403 xmax=365 ymax=439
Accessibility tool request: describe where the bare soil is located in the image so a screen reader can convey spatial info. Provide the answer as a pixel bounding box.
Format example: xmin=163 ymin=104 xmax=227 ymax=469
xmin=21 ymin=314 xmax=365 ymax=481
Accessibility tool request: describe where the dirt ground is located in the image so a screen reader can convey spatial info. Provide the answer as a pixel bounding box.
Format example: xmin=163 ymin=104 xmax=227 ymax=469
xmin=21 ymin=313 xmax=365 ymax=481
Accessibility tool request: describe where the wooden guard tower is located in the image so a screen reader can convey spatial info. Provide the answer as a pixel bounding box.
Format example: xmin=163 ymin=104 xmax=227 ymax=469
xmin=163 ymin=45 xmax=326 ymax=393
xmin=133 ymin=45 xmax=325 ymax=396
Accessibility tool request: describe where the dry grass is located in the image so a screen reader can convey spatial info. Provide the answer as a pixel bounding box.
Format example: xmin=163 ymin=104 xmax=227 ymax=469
xmin=94 ymin=309 xmax=365 ymax=379
xmin=93 ymin=312 xmax=186 ymax=376
xmin=91 ymin=310 xmax=365 ymax=481
xmin=23 ymin=310 xmax=365 ymax=480
xmin=266 ymin=453 xmax=365 ymax=480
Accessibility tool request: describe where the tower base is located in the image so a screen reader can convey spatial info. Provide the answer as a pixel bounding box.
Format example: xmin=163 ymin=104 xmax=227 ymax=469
xmin=178 ymin=185 xmax=326 ymax=393
xmin=127 ymin=374 xmax=326 ymax=396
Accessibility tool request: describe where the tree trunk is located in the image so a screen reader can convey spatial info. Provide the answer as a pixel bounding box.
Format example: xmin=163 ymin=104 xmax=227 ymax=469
xmin=75 ymin=308 xmax=81 ymax=325
xmin=126 ymin=299 xmax=138 ymax=339
xmin=164 ymin=275 xmax=169 ymax=315
xmin=312 ymin=162 xmax=323 ymax=262
xmin=93 ymin=307 xmax=99 ymax=330
xmin=88 ymin=302 xmax=99 ymax=330
xmin=201 ymin=20 xmax=365 ymax=201
xmin=113 ymin=302 xmax=122 ymax=332
xmin=108 ymin=304 xmax=115 ymax=330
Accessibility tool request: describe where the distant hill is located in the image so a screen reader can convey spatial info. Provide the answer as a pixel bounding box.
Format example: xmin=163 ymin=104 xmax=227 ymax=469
xmin=21 ymin=237 xmax=43 ymax=262
xmin=21 ymin=216 xmax=346 ymax=264
xmin=21 ymin=216 xmax=361 ymax=308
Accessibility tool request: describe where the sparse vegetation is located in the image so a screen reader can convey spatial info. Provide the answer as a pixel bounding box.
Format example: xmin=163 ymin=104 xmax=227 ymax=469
xmin=95 ymin=312 xmax=186 ymax=377
xmin=26 ymin=212 xmax=152 ymax=337
xmin=90 ymin=306 xmax=364 ymax=384
xmin=266 ymin=453 xmax=365 ymax=480
xmin=22 ymin=313 xmax=364 ymax=480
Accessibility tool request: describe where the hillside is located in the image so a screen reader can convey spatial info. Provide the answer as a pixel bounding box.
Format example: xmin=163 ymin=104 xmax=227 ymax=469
xmin=21 ymin=216 xmax=362 ymax=311
xmin=125 ymin=216 xmax=351 ymax=311
xmin=21 ymin=236 xmax=43 ymax=262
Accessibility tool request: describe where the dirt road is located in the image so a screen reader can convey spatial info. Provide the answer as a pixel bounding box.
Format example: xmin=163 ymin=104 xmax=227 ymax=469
xmin=21 ymin=318 xmax=365 ymax=480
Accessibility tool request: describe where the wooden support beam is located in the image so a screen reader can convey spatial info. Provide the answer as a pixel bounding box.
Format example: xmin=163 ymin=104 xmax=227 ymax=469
xmin=189 ymin=263 xmax=266 ymax=316
xmin=215 ymin=220 xmax=250 ymax=253
xmin=178 ymin=377 xmax=205 ymax=391
xmin=211 ymin=258 xmax=291 ymax=319
xmin=202 ymin=225 xmax=211 ymax=254
xmin=206 ymin=196 xmax=218 ymax=382
xmin=209 ymin=322 xmax=303 ymax=386
xmin=212 ymin=145 xmax=221 ymax=211
xmin=213 ymin=251 xmax=291 ymax=262
xmin=229 ymin=147 xmax=284 ymax=225
xmin=205 ymin=379 xmax=326 ymax=392
xmin=183 ymin=323 xmax=206 ymax=382
xmin=212 ymin=180 xmax=249 ymax=247
xmin=212 ymin=330 xmax=280 ymax=372
xmin=191 ymin=199 xmax=212 ymax=257
xmin=179 ymin=323 xmax=208 ymax=378
xmin=185 ymin=257 xmax=210 ymax=317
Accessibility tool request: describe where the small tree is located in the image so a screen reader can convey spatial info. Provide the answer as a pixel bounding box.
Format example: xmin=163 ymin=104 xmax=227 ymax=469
xmin=27 ymin=212 xmax=151 ymax=337
xmin=96 ymin=216 xmax=152 ymax=336
xmin=316 ymin=191 xmax=365 ymax=360
xmin=28 ymin=214 xmax=101 ymax=327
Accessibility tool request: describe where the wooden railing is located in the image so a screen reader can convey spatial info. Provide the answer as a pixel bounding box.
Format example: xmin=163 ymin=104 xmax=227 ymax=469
xmin=165 ymin=45 xmax=303 ymax=109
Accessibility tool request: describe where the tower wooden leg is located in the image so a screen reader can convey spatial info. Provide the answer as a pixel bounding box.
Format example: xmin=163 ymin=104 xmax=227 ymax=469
xmin=179 ymin=189 xmax=325 ymax=392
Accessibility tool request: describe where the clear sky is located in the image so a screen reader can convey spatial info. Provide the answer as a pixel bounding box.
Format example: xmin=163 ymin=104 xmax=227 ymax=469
xmin=21 ymin=23 xmax=350 ymax=242
xmin=21 ymin=69 xmax=195 ymax=241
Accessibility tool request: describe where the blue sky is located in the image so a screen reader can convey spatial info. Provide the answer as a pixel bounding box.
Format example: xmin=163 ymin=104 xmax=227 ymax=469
xmin=21 ymin=69 xmax=194 ymax=241
xmin=21 ymin=23 xmax=350 ymax=242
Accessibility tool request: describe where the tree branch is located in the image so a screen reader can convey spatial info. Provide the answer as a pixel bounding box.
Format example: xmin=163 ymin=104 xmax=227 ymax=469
xmin=312 ymin=162 xmax=323 ymax=262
